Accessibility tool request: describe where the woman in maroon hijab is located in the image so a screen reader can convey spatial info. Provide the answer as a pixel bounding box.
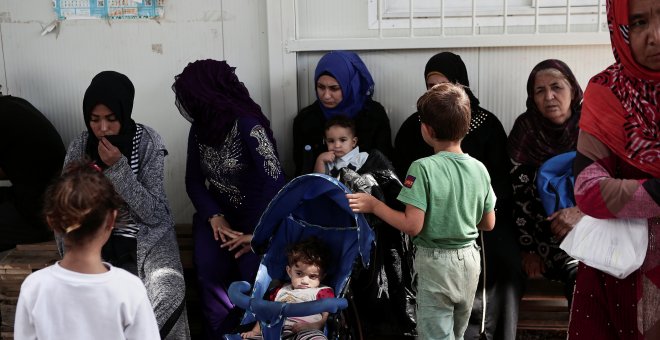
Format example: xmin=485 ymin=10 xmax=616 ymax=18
xmin=508 ymin=59 xmax=585 ymax=307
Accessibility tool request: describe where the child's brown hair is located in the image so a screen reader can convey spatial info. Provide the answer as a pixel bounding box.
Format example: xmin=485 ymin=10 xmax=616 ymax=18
xmin=43 ymin=160 xmax=124 ymax=244
xmin=286 ymin=237 xmax=331 ymax=275
xmin=324 ymin=115 xmax=356 ymax=138
xmin=417 ymin=82 xmax=471 ymax=142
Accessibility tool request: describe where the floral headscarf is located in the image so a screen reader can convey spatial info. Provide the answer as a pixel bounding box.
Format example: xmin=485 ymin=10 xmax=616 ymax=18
xmin=580 ymin=0 xmax=660 ymax=174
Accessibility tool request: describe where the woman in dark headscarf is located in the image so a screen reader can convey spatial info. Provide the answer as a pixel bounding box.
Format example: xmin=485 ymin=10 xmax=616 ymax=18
xmin=568 ymin=0 xmax=660 ymax=337
xmin=0 ymin=95 xmax=65 ymax=251
xmin=292 ymin=50 xmax=393 ymax=175
xmin=508 ymin=59 xmax=584 ymax=308
xmin=296 ymin=52 xmax=407 ymax=338
xmin=394 ymin=51 xmax=522 ymax=340
xmin=173 ymin=59 xmax=285 ymax=338
xmin=63 ymin=71 xmax=190 ymax=339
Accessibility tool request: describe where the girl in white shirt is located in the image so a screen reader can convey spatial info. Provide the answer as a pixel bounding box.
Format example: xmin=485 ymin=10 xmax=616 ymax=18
xmin=14 ymin=160 xmax=160 ymax=340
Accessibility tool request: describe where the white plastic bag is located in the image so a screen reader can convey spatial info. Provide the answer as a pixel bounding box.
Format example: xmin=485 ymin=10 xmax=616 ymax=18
xmin=560 ymin=215 xmax=648 ymax=279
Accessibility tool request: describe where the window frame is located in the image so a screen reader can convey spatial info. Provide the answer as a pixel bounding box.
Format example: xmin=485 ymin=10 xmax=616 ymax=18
xmin=367 ymin=0 xmax=606 ymax=32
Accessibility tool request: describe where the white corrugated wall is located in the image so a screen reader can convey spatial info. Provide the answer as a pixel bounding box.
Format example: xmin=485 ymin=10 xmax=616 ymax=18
xmin=297 ymin=46 xmax=613 ymax=137
xmin=1 ymin=0 xmax=614 ymax=223
xmin=0 ymin=0 xmax=269 ymax=223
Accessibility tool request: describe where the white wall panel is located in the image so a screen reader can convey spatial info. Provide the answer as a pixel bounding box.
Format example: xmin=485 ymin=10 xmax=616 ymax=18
xmin=294 ymin=0 xmax=609 ymax=46
xmin=266 ymin=0 xmax=298 ymax=176
xmin=297 ymin=0 xmax=377 ymax=39
xmin=221 ymin=1 xmax=270 ymax=118
xmin=477 ymin=45 xmax=614 ymax=133
xmin=296 ymin=45 xmax=614 ymax=144
xmin=0 ymin=0 xmax=616 ymax=225
xmin=296 ymin=49 xmax=478 ymax=138
xmin=0 ymin=0 xmax=268 ymax=223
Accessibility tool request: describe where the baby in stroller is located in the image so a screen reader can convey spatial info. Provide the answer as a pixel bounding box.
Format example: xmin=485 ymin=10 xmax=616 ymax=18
xmin=241 ymin=237 xmax=334 ymax=339
xmin=225 ymin=173 xmax=374 ymax=340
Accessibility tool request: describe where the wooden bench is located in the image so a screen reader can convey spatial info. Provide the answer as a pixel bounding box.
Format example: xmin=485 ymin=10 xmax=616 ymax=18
xmin=178 ymin=223 xmax=572 ymax=338
xmin=517 ymin=278 xmax=569 ymax=333
xmin=0 ymin=241 xmax=59 ymax=340
xmin=0 ymin=227 xmax=571 ymax=340
xmin=175 ymin=224 xmax=204 ymax=338
xmin=175 ymin=224 xmax=194 ymax=271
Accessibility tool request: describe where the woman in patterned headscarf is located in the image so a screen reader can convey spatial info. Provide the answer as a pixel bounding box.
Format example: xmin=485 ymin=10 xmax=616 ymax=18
xmin=394 ymin=52 xmax=522 ymax=339
xmin=63 ymin=70 xmax=190 ymax=339
xmin=508 ymin=59 xmax=584 ymax=309
xmin=173 ymin=59 xmax=286 ymax=338
xmin=292 ymin=50 xmax=393 ymax=175
xmin=568 ymin=0 xmax=660 ymax=338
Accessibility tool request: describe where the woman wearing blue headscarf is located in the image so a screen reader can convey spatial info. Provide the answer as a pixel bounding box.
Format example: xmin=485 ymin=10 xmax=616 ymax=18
xmin=292 ymin=51 xmax=393 ymax=175
xmin=294 ymin=51 xmax=412 ymax=339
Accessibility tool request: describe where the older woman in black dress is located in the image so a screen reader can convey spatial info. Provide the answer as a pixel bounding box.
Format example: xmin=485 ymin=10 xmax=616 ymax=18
xmin=508 ymin=59 xmax=585 ymax=308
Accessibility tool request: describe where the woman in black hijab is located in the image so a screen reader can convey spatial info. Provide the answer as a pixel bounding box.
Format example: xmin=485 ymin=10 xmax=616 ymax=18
xmin=394 ymin=52 xmax=523 ymax=340
xmin=82 ymin=71 xmax=138 ymax=169
xmin=63 ymin=71 xmax=190 ymax=339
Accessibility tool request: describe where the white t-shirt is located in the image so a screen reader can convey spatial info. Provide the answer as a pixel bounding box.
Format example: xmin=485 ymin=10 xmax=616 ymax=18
xmin=14 ymin=262 xmax=160 ymax=340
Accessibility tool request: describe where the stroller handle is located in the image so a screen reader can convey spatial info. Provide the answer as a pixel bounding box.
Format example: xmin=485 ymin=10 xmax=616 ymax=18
xmin=229 ymin=281 xmax=349 ymax=319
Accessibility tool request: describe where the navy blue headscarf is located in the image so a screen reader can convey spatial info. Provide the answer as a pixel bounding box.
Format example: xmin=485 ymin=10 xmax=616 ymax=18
xmin=314 ymin=51 xmax=375 ymax=119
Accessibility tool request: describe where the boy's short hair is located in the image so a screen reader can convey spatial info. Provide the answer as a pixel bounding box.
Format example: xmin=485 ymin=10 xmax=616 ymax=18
xmin=286 ymin=237 xmax=330 ymax=274
xmin=417 ymin=82 xmax=471 ymax=142
xmin=324 ymin=115 xmax=356 ymax=137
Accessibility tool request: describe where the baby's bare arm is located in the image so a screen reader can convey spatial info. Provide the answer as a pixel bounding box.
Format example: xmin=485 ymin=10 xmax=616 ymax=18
xmin=291 ymin=312 xmax=329 ymax=333
xmin=314 ymin=151 xmax=335 ymax=174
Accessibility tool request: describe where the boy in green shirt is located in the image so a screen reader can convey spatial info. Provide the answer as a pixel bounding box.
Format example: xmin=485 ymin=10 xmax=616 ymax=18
xmin=347 ymin=82 xmax=496 ymax=339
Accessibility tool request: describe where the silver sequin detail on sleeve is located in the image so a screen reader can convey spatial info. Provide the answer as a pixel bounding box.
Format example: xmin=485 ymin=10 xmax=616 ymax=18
xmin=199 ymin=120 xmax=245 ymax=207
xmin=467 ymin=108 xmax=488 ymax=134
xmin=250 ymin=125 xmax=282 ymax=179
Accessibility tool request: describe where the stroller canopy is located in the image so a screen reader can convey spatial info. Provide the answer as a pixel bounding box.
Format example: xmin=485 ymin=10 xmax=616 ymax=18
xmin=251 ymin=173 xmax=374 ymax=295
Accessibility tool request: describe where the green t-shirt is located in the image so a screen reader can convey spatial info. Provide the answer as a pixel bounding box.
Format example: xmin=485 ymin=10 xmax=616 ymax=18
xmin=397 ymin=151 xmax=496 ymax=248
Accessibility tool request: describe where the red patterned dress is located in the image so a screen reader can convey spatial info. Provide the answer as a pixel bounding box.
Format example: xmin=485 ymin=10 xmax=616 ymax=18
xmin=568 ymin=1 xmax=660 ymax=338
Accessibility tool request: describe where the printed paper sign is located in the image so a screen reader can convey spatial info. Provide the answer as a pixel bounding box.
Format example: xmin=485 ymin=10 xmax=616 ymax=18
xmin=53 ymin=0 xmax=164 ymax=20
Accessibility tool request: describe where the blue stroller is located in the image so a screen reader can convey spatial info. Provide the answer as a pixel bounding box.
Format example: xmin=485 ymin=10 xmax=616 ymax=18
xmin=225 ymin=174 xmax=375 ymax=340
